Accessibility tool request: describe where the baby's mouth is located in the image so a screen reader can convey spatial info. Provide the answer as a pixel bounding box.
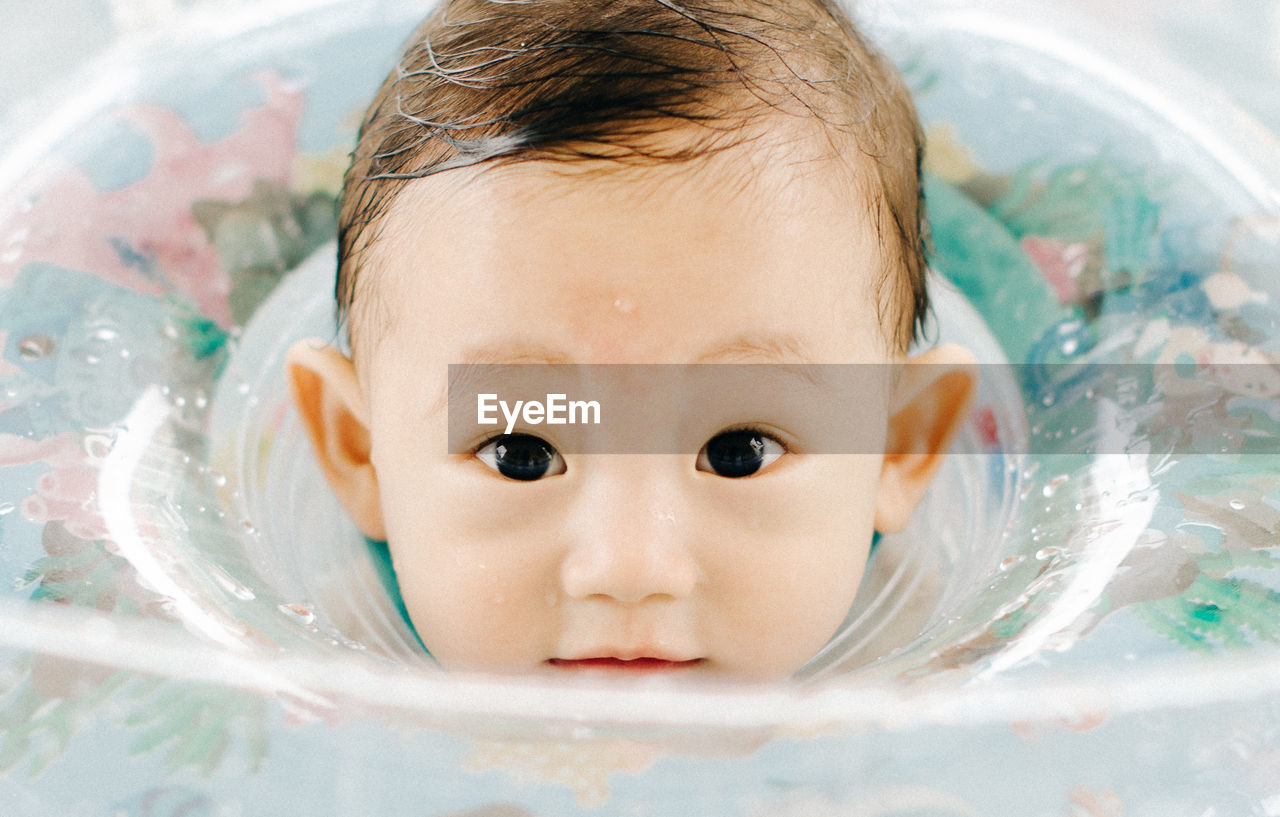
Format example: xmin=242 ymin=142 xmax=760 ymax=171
xmin=548 ymin=657 xmax=704 ymax=674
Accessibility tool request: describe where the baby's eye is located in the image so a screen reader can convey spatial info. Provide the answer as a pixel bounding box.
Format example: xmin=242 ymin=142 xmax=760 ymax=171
xmin=475 ymin=433 xmax=567 ymax=481
xmin=696 ymin=429 xmax=786 ymax=478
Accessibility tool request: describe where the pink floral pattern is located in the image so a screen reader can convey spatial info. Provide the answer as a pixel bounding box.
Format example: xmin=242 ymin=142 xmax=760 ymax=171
xmin=0 ymin=73 xmax=303 ymax=323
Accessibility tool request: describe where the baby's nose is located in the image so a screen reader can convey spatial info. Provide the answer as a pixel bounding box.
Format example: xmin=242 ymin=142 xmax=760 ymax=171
xmin=558 ymin=459 xmax=700 ymax=604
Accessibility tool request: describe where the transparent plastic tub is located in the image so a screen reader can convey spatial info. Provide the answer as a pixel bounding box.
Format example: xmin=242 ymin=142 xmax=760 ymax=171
xmin=1 ymin=1 xmax=1279 ymax=814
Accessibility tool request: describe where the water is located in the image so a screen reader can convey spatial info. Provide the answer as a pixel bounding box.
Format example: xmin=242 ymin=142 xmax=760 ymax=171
xmin=208 ymin=564 xmax=255 ymax=601
xmin=17 ymin=335 xmax=53 ymax=360
xmin=278 ymin=602 xmax=317 ymax=628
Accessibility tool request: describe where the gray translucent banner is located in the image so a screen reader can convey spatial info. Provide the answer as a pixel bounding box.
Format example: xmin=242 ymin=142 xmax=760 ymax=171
xmin=445 ymin=364 xmax=1280 ymax=456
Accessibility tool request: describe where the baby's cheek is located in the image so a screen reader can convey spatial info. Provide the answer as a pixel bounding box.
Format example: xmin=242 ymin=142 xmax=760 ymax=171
xmin=696 ymin=461 xmax=875 ymax=675
xmin=724 ymin=552 xmax=865 ymax=676
xmin=400 ymin=567 xmax=536 ymax=670
xmin=393 ymin=529 xmax=561 ymax=671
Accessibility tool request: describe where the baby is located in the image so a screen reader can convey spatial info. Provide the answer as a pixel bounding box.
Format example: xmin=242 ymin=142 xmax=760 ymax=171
xmin=287 ymin=0 xmax=974 ymax=680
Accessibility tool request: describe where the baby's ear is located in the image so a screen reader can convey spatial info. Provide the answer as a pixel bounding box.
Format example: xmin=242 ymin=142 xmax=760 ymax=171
xmin=286 ymin=339 xmax=386 ymax=541
xmin=874 ymin=343 xmax=977 ymax=534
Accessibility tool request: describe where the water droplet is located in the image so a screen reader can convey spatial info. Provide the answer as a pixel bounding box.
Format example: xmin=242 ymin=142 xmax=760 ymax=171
xmin=18 ymin=335 xmax=54 ymax=360
xmin=89 ymin=326 xmax=120 ymax=343
xmin=209 ymin=470 xmax=228 ymax=488
xmin=236 ymin=381 xmax=251 ymax=395
xmin=162 ymin=323 xmax=180 ymax=340
xmin=1035 ymin=546 xmax=1061 ymax=561
xmin=0 ymin=502 xmax=16 ymax=516
xmin=1041 ymin=474 xmax=1069 ymax=498
xmin=999 ymin=556 xmax=1024 ymax=571
xmin=194 ymin=392 xmax=209 ymax=410
xmin=612 ymin=298 xmax=635 ymax=314
xmin=278 ymin=602 xmax=316 ymax=626
xmin=241 ymin=520 xmax=258 ymax=536
xmin=209 ymin=565 xmax=255 ymax=600
xmin=173 ymin=395 xmax=187 ymax=408
xmin=1229 ymin=499 xmax=1246 ymax=510
xmin=1060 ymin=337 xmax=1079 ymax=356
xmin=1041 ymin=393 xmax=1056 ymax=407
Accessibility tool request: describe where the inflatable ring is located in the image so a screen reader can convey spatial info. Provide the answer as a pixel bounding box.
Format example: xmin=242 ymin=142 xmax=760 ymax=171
xmin=2 ymin=1 xmax=1279 ymax=813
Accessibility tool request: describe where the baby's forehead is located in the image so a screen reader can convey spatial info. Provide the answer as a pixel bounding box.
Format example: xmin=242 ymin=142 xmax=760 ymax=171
xmin=350 ymin=142 xmax=896 ymax=369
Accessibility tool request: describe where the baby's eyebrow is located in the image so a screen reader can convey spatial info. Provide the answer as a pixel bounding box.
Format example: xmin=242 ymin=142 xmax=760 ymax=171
xmin=693 ymin=332 xmax=814 ymax=364
xmin=693 ymin=333 xmax=828 ymax=388
xmin=455 ymin=341 xmax=576 ymax=367
xmin=426 ymin=334 xmax=829 ymax=421
xmin=426 ymin=364 xmax=535 ymax=422
xmin=425 ymin=341 xmax=574 ymax=420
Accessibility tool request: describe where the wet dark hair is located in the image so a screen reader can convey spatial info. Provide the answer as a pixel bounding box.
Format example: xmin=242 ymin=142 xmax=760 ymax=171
xmin=337 ymin=0 xmax=929 ymax=351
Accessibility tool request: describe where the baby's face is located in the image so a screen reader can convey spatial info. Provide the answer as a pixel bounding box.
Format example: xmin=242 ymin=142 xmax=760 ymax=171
xmin=310 ymin=147 xmax=928 ymax=680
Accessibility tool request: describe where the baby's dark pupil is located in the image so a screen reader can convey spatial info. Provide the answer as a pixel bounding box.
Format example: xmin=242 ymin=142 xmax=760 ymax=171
xmin=494 ymin=434 xmax=556 ymax=481
xmin=705 ymin=430 xmax=767 ymax=478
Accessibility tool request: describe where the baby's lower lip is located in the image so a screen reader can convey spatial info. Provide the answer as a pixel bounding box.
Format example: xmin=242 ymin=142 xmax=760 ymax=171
xmin=548 ymin=657 xmax=703 ymax=674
